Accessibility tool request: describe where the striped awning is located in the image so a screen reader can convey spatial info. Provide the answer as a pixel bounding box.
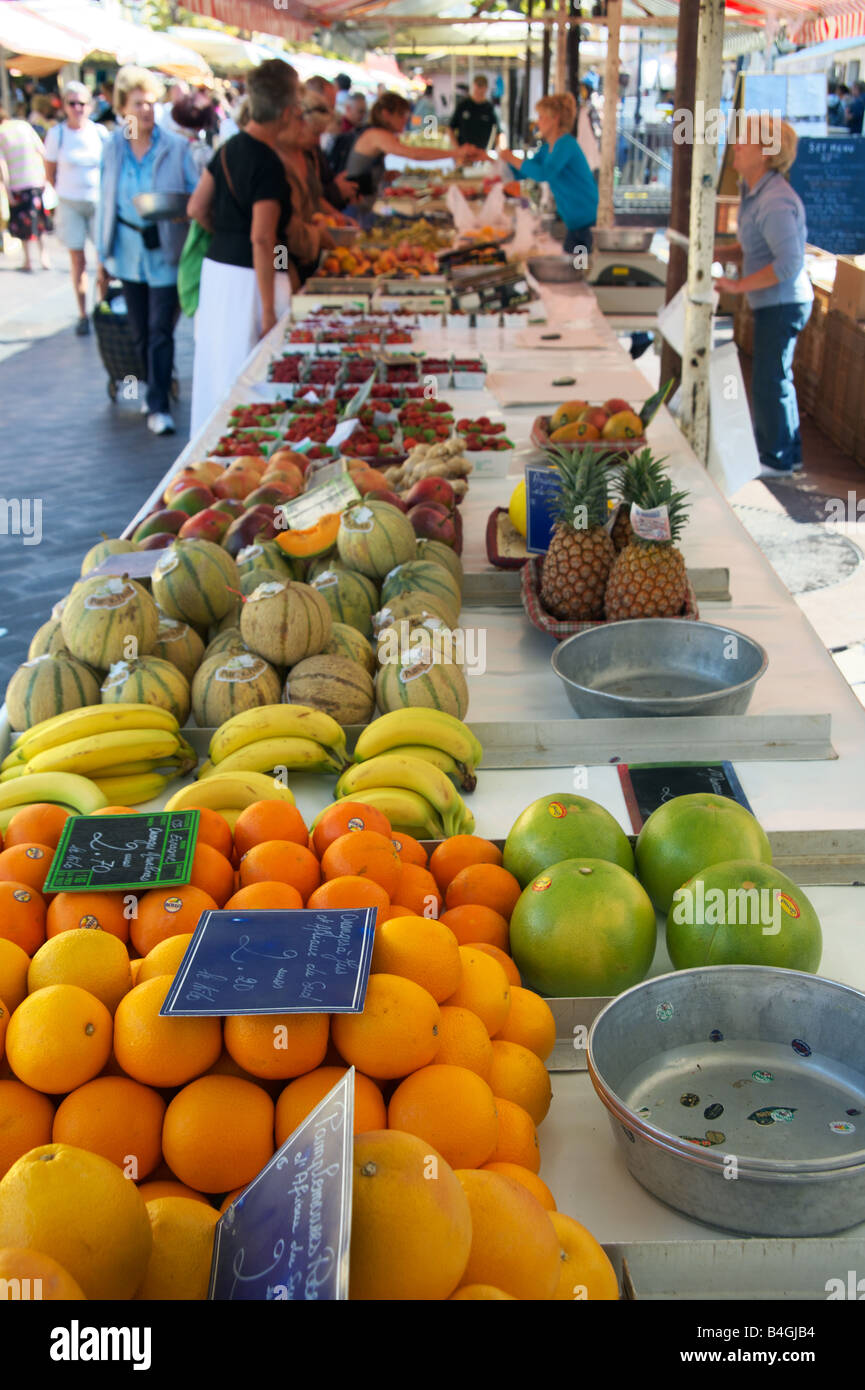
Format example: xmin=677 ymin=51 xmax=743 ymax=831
xmin=790 ymin=0 xmax=865 ymax=40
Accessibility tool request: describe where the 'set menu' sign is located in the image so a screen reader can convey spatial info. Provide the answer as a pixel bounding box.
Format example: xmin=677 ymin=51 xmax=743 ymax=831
xmin=43 ymin=812 xmax=199 ymax=893
xmin=209 ymin=1069 xmax=354 ymax=1301
xmin=618 ymin=761 xmax=753 ymax=832
xmin=160 ymin=907 xmax=377 ymax=1016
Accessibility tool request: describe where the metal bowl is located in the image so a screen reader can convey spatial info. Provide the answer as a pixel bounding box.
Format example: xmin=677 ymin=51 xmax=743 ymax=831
xmin=526 ymin=254 xmax=586 ymax=283
xmin=594 ymin=226 xmax=654 ymax=253
xmin=551 ymin=618 xmax=768 ymax=718
xmin=132 ymin=192 xmax=190 ymax=222
xmin=588 ymin=966 xmax=865 ymax=1236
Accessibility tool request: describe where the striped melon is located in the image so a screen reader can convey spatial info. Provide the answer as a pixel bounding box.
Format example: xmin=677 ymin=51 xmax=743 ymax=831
xmin=208 ymin=600 xmax=243 ymax=643
xmin=236 ymin=541 xmax=302 ymax=583
xmin=191 ymin=650 xmax=282 ymax=727
xmin=60 ymin=576 xmax=158 ymax=670
xmin=375 ymin=613 xmax=461 ymax=670
xmin=375 ymin=656 xmax=469 ymax=719
xmin=310 ymin=568 xmax=379 ymax=638
xmin=152 ymin=539 xmax=239 ymax=628
xmin=240 ymin=580 xmax=332 ymax=668
xmin=380 ymin=561 xmax=461 ymax=624
xmin=416 ymin=538 xmax=464 ymax=589
xmin=150 ymin=616 xmax=205 ymax=683
xmin=80 ymin=537 xmax=138 ymax=578
xmin=5 ymin=653 xmax=101 ymax=732
xmin=336 ymin=501 xmax=417 ymax=580
xmin=323 ymin=622 xmax=377 ymax=677
xmin=284 ymin=655 xmax=375 ymax=725
xmin=239 ymin=567 xmax=280 ymax=598
xmin=28 ymin=618 xmax=69 ymax=660
xmin=373 ymin=591 xmax=460 ymax=634
xmin=101 ymin=657 xmax=191 ymax=724
xmin=204 ymin=627 xmax=249 ymax=662
xmin=306 ymin=555 xmax=346 ymax=582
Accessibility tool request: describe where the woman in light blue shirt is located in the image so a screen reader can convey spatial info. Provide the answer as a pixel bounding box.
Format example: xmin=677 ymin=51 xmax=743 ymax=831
xmin=714 ymin=115 xmax=813 ymax=477
xmin=501 ymin=92 xmax=598 ymax=256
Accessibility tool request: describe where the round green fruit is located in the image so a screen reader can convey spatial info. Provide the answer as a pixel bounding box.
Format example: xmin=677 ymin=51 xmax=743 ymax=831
xmin=666 ymin=859 xmax=822 ymax=973
xmin=635 ymin=793 xmax=772 ymax=915
xmin=509 ymin=858 xmax=657 ymax=998
xmin=503 ymin=793 xmax=634 ymax=888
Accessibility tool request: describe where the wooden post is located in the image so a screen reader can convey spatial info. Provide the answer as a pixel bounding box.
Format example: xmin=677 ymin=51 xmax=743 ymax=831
xmin=596 ymin=0 xmax=622 ymax=229
xmin=450 ymin=51 xmax=457 ymax=109
xmin=523 ymin=0 xmax=534 ymax=142
xmin=506 ymin=59 xmax=515 ymax=146
xmin=659 ymin=0 xmax=700 ymax=390
xmin=555 ymin=0 xmax=568 ymax=93
xmin=567 ymin=0 xmax=581 ymax=107
xmin=542 ymin=16 xmax=552 ymax=97
xmin=679 ymin=0 xmax=725 ymax=463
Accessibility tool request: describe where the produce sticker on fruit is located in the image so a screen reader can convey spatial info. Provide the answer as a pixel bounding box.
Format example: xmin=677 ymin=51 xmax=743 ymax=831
xmin=43 ymin=811 xmax=199 ymax=892
xmin=160 ymin=906 xmax=377 ymax=1016
xmin=209 ymin=1069 xmax=353 ymax=1300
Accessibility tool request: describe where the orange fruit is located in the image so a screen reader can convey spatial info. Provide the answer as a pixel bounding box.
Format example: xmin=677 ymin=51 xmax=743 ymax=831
xmin=225 ymin=881 xmax=303 ymax=912
xmin=46 ymin=890 xmax=130 ymax=944
xmin=0 ymin=881 xmax=46 ymax=956
xmin=321 ymin=830 xmax=402 ymax=899
xmin=549 ymin=1211 xmax=619 ymax=1300
xmin=223 ymin=1012 xmax=328 ymax=1080
xmin=28 ymin=928 xmax=132 ymax=1013
xmin=0 ymin=1079 xmax=54 ymax=1178
xmin=350 ymin=1130 xmax=471 ymax=1300
xmin=440 ymin=904 xmax=510 ymax=951
xmin=0 ymin=843 xmax=53 ymax=895
xmin=378 ymin=903 xmax=419 ymax=924
xmin=3 ymin=804 xmax=70 ymax=850
xmin=393 ymin=863 xmax=442 ymax=918
xmin=471 ymin=942 xmax=521 ymax=986
xmin=238 ymin=839 xmax=321 ymax=902
xmin=429 ymin=835 xmax=503 ymax=893
xmin=445 ymin=863 xmax=521 ymax=919
xmin=0 ymin=1246 xmax=85 ymax=1299
xmin=482 ymin=1162 xmax=556 ymax=1211
xmin=191 ymin=806 xmax=234 ymax=860
xmin=113 ymin=976 xmax=222 ymax=1088
xmin=434 ymin=1005 xmax=493 ymax=1079
xmin=331 ymin=973 xmax=441 ymax=1080
xmin=137 ymin=1180 xmax=210 ymax=1205
xmin=130 ymin=885 xmax=217 ymax=957
xmin=450 ymin=1283 xmax=515 ymax=1300
xmin=206 ymin=1047 xmax=273 ymax=1087
xmin=219 ymin=1186 xmax=245 ymax=1213
xmin=0 ymin=998 xmax=7 ymax=1064
xmin=307 ymin=875 xmax=390 ymax=914
xmin=312 ymin=800 xmax=391 ymax=858
xmin=488 ymin=1096 xmax=540 ymax=1172
xmin=370 ymin=915 xmax=461 ymax=1002
xmin=136 ymin=1195 xmax=220 ymax=1300
xmin=137 ymin=933 xmax=193 ymax=984
xmin=6 ymin=984 xmax=112 ymax=1093
xmin=91 ymin=806 xmax=137 ymax=815
xmin=188 ymin=841 xmax=235 ymax=907
xmin=129 ymin=959 xmax=144 ymax=984
xmin=494 ymin=986 xmax=556 ymax=1061
xmin=162 ymin=1075 xmax=275 ymax=1194
xmin=444 ymin=946 xmax=511 ymax=1035
xmin=0 ymin=939 xmax=31 ymax=1013
xmin=455 ymin=1168 xmax=560 ymax=1299
xmin=0 ymin=1142 xmax=152 ymax=1300
xmin=52 ymin=1075 xmax=165 ymax=1179
xmin=391 ymin=832 xmax=427 ymax=868
xmin=388 ymin=1064 xmax=498 ymax=1170
xmin=275 ymin=1066 xmax=386 ymax=1143
xmin=233 ymin=801 xmax=308 ymax=857
xmin=487 ymin=1040 xmax=552 ymax=1126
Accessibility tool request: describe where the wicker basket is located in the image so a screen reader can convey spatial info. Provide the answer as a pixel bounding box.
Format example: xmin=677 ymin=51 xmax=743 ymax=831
xmin=520 ymin=554 xmax=699 ymax=640
xmin=485 ymin=507 xmax=527 ymax=569
xmin=530 ymin=413 xmax=646 ymax=456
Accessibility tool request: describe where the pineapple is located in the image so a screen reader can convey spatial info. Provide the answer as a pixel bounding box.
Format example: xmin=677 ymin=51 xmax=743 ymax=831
xmin=604 ymin=462 xmax=690 ymax=621
xmin=540 ymin=447 xmax=616 ymax=621
xmin=610 ymin=449 xmax=672 ymax=553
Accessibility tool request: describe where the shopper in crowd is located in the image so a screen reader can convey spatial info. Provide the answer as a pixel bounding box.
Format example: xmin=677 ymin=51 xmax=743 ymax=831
xmin=187 ymin=59 xmax=299 ymax=438
xmin=713 ymin=114 xmax=813 ymax=478
xmin=501 ymin=92 xmax=598 ymax=256
xmin=328 ymin=94 xmax=367 ymax=179
xmin=0 ymin=106 xmax=52 ymax=271
xmin=449 ymin=75 xmax=500 ymax=153
xmin=43 ymin=82 xmax=109 ymax=334
xmin=334 ymin=72 xmax=352 ymax=115
xmin=299 ymin=82 xmax=358 ymax=208
xmin=170 ymin=91 xmax=220 ymax=173
xmin=156 ymin=80 xmax=189 ymax=129
xmin=274 ymin=98 xmax=338 ymax=288
xmin=92 ymin=82 xmax=115 ymax=126
xmin=846 ymin=81 xmax=865 ymax=134
xmin=96 ymin=66 xmax=199 ymax=437
xmin=827 ymin=82 xmax=846 ymax=127
xmin=412 ymin=84 xmax=437 ymax=125
xmin=28 ymin=95 xmax=58 ymax=141
xmin=577 ymin=73 xmax=602 ymax=180
xmin=345 ymin=91 xmax=474 ymax=202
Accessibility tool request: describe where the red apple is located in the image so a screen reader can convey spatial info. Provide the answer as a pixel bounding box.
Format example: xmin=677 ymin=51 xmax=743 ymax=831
xmin=212 ymin=467 xmax=259 ymax=501
xmin=222 ymin=504 xmax=280 ymax=556
xmin=404 ymin=477 xmax=457 ymax=512
xmin=603 ymin=398 xmax=632 ymax=417
xmin=244 ymin=482 xmax=301 ymax=509
xmin=363 ymin=489 xmax=408 ymax=512
xmin=133 ymin=508 xmax=185 ymax=542
xmin=166 ymin=484 xmax=215 ymax=517
xmin=178 ymin=507 xmax=232 ymax=544
xmin=408 ymin=504 xmax=459 ymax=550
xmin=212 ymin=498 xmax=246 ymax=519
xmin=577 ymin=407 xmax=609 ymax=433
xmin=136 ymin=531 xmax=178 ymax=550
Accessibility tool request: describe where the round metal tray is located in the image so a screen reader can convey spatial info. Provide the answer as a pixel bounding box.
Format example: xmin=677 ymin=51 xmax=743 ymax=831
xmin=526 ymin=255 xmax=585 ymax=283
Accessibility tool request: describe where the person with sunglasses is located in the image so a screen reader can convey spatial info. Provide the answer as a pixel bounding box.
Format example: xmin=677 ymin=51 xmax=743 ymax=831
xmin=299 ymin=81 xmax=358 ymax=209
xmin=43 ymin=82 xmax=109 ymax=335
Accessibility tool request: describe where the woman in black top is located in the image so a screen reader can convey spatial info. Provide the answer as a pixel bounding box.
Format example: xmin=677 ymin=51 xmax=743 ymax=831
xmin=187 ymin=60 xmax=299 ymax=437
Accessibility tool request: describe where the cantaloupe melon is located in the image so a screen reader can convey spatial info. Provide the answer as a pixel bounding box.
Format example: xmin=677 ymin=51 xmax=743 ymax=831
xmin=101 ymin=656 xmax=191 ymax=724
xmin=208 ymin=602 xmax=243 ymax=643
xmin=28 ymin=617 xmax=69 ymax=660
xmin=5 ymin=653 xmax=101 ymax=732
xmin=236 ymin=541 xmax=302 ymax=582
xmin=375 ymin=613 xmax=461 ymax=670
xmin=284 ymin=655 xmax=375 ymax=725
xmin=416 ymin=538 xmax=464 ymax=588
xmin=380 ymin=561 xmax=461 ymax=624
xmin=239 ymin=567 xmax=279 ymax=598
xmin=150 ymin=616 xmax=205 ymax=683
xmin=310 ymin=568 xmax=379 ymax=638
xmin=240 ymin=580 xmax=332 ymax=668
xmin=60 ymin=576 xmax=158 ymax=670
xmin=336 ymin=502 xmax=417 ymax=580
xmin=323 ymin=622 xmax=377 ymax=676
xmin=191 ymin=651 xmax=282 ymax=727
xmin=276 ymin=512 xmax=340 ymax=562
xmin=204 ymin=628 xmax=249 ymax=662
xmin=375 ymin=656 xmax=469 ymax=719
xmin=152 ymin=539 xmax=239 ymax=628
xmin=373 ymin=591 xmax=460 ymax=634
xmin=80 ymin=537 xmax=138 ymax=578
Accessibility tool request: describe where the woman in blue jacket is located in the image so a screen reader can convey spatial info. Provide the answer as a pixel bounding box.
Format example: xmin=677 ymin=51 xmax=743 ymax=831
xmin=501 ymin=92 xmax=598 ymax=255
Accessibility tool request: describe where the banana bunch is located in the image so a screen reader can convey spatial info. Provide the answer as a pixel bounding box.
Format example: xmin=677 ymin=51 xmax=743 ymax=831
xmin=202 ymin=706 xmax=350 ymax=781
xmin=336 ymin=753 xmax=475 ymax=839
xmin=1 ymin=703 xmax=196 ymax=807
xmin=164 ymin=771 xmax=297 ymax=818
xmin=353 ymin=709 xmax=483 ymax=793
xmin=0 ymin=771 xmax=109 ymax=831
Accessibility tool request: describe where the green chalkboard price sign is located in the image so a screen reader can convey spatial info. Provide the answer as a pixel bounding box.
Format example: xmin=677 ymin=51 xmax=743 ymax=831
xmin=43 ymin=811 xmax=199 ymax=893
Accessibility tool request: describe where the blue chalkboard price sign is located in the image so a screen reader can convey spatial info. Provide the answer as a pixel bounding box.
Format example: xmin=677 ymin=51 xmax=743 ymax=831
xmin=160 ymin=907 xmax=376 ymax=1017
xmin=208 ymin=1069 xmax=354 ymax=1301
xmin=789 ymin=137 xmax=865 ymax=256
xmin=525 ymin=464 xmax=562 ymax=553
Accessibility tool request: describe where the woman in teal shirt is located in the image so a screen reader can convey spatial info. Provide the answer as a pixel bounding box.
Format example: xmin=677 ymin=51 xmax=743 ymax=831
xmin=502 ymin=92 xmax=598 ymax=255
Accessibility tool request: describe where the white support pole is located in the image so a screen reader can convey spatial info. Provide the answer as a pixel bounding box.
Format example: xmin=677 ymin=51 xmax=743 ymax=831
xmin=0 ymin=49 xmax=11 ymax=113
xmin=596 ymin=0 xmax=621 ymax=230
xmin=679 ymin=0 xmax=725 ymax=464
xmin=555 ymin=0 xmax=568 ymax=93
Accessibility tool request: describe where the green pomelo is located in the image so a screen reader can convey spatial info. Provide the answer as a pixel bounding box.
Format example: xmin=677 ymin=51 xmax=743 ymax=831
xmin=509 ymin=858 xmax=657 ymax=998
xmin=666 ymin=859 xmax=822 ymax=973
xmin=503 ymin=793 xmax=634 ymax=887
xmin=635 ymin=793 xmax=772 ymax=915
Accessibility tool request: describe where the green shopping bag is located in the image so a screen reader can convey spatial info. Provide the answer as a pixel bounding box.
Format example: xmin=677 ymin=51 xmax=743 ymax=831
xmin=177 ymin=220 xmax=212 ymax=317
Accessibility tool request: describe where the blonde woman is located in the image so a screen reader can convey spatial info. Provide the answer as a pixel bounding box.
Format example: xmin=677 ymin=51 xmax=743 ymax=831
xmin=501 ymin=93 xmax=598 ymax=255
xmin=714 ymin=115 xmax=812 ymax=477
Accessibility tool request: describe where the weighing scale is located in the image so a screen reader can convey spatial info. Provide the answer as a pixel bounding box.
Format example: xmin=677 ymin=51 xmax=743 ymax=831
xmin=586 ymin=246 xmax=668 ymax=315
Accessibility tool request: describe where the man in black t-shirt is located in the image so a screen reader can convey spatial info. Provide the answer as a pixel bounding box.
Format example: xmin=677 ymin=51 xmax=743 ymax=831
xmin=448 ymin=75 xmax=500 ymax=153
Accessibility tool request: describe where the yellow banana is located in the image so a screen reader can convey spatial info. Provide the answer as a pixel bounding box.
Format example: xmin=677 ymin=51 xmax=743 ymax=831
xmin=92 ymin=772 xmax=172 ymax=806
xmin=380 ymin=743 xmax=476 ymax=792
xmin=336 ymin=754 xmax=465 ymax=838
xmin=164 ymin=771 xmax=296 ymax=813
xmin=353 ymin=709 xmax=483 ymax=780
xmin=1 ymin=746 xmax=27 ymax=773
xmin=328 ymin=786 xmax=446 ymax=840
xmin=26 ymin=728 xmax=182 ymax=777
xmin=200 ymin=736 xmax=343 ymax=779
xmin=209 ymin=704 xmax=347 ymax=765
xmin=0 ymin=764 xmax=32 ymax=783
xmin=213 ymin=807 xmax=244 ymax=833
xmin=0 ymin=772 xmax=108 ymax=816
xmin=18 ymin=702 xmax=179 ymax=759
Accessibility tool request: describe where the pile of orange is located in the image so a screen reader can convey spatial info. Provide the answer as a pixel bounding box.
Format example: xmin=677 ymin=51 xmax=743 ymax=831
xmin=0 ymin=798 xmax=618 ymax=1302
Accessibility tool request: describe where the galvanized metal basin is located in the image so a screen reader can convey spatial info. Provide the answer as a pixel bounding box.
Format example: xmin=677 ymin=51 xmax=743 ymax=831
xmin=526 ymin=254 xmax=586 ymax=283
xmin=594 ymin=226 xmax=654 ymax=253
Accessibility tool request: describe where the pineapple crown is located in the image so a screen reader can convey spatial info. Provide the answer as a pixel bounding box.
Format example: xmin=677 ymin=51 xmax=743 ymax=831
xmin=544 ymin=445 xmax=615 ymax=533
xmin=613 ymin=448 xmax=690 ymax=546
